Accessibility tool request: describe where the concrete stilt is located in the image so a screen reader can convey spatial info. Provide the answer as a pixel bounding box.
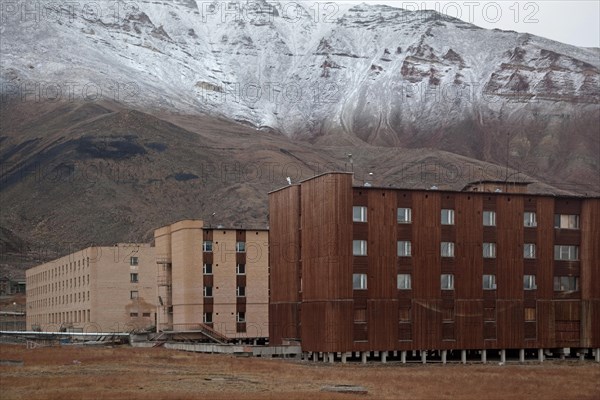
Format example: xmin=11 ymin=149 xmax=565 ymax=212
xmin=596 ymin=349 xmax=600 ymax=363
xmin=313 ymin=352 xmax=318 ymax=362
xmin=361 ymin=352 xmax=367 ymax=364
xmin=401 ymin=351 xmax=407 ymax=364
xmin=381 ymin=351 xmax=387 ymax=364
xmin=421 ymin=350 xmax=427 ymax=364
xmin=374 ymin=351 xmax=379 ymax=358
xmin=500 ymin=349 xmax=506 ymax=364
xmin=341 ymin=353 xmax=347 ymax=364
xmin=481 ymin=350 xmax=487 ymax=364
xmin=538 ymin=349 xmax=544 ymax=363
xmin=519 ymin=349 xmax=525 ymax=363
xmin=442 ymin=350 xmax=447 ymax=364
xmin=461 ymin=350 xmax=467 ymax=364
xmin=579 ymin=351 xmax=585 ymax=362
xmin=393 ymin=351 xmax=397 ymax=357
xmin=328 ymin=352 xmax=334 ymax=363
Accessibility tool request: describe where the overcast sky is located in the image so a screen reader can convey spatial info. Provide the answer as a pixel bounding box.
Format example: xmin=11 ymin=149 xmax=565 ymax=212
xmin=334 ymin=1 xmax=600 ymax=48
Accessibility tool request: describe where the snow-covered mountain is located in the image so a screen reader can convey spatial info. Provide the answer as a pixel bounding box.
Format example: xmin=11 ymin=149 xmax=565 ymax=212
xmin=2 ymin=1 xmax=599 ymax=181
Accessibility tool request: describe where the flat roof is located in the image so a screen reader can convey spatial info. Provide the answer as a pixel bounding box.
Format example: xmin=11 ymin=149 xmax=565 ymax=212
xmin=269 ymin=172 xmax=598 ymax=199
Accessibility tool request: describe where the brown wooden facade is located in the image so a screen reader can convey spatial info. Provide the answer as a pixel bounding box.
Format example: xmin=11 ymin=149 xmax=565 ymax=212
xmin=269 ymin=172 xmax=600 ymax=354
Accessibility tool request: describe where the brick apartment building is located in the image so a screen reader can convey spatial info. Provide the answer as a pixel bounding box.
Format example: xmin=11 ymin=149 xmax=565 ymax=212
xmin=154 ymin=220 xmax=269 ymax=341
xmin=26 ymin=243 xmax=156 ymax=332
xmin=268 ymin=172 xmax=600 ymax=361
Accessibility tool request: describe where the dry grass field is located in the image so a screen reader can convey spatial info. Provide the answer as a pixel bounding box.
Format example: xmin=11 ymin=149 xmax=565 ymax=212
xmin=0 ymin=344 xmax=599 ymax=400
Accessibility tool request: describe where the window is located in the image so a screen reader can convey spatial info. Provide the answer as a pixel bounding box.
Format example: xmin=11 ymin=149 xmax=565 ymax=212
xmin=130 ymin=312 xmax=138 ymax=317
xmin=397 ymin=241 xmax=411 ymax=257
xmin=397 ymin=208 xmax=412 ymax=223
xmin=203 ymin=312 xmax=213 ymax=323
xmin=202 ymin=241 xmax=213 ymax=252
xmin=130 ymin=273 xmax=138 ymax=283
xmin=554 ymin=214 xmax=579 ymax=229
xmin=441 ymin=209 xmax=455 ymax=225
xmin=483 ymin=243 xmax=496 ymax=258
xmin=353 ymin=240 xmax=367 ymax=256
xmin=236 ymin=286 xmax=246 ymax=297
xmin=524 ymin=243 xmax=536 ymax=259
xmin=236 ymin=241 xmax=246 ymax=253
xmin=441 ymin=242 xmax=455 ymax=258
xmin=397 ymin=274 xmax=411 ymax=290
xmin=142 ymin=312 xmax=151 ymax=317
xmin=554 ymin=276 xmax=579 ymax=291
xmin=483 ymin=274 xmax=497 ymax=290
xmin=236 ymin=312 xmax=245 ymax=322
xmin=483 ymin=211 xmax=496 ymax=226
xmin=524 ymin=275 xmax=537 ymax=290
xmin=353 ymin=206 xmax=367 ymax=222
xmin=130 ymin=291 xmax=138 ymax=299
xmin=203 ymin=286 xmax=213 ymax=297
xmin=203 ymin=263 xmax=213 ymax=275
xmin=353 ymin=273 xmax=367 ymax=290
xmin=236 ymin=263 xmax=245 ymax=275
xmin=524 ymin=307 xmax=536 ymax=321
xmin=441 ymin=274 xmax=454 ymax=290
xmin=130 ymin=257 xmax=138 ymax=266
xmin=554 ymin=245 xmax=579 ymax=261
xmin=524 ymin=212 xmax=537 ymax=227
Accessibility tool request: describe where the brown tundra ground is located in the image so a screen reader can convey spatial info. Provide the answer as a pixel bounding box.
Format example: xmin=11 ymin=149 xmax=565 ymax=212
xmin=0 ymin=344 xmax=599 ymax=400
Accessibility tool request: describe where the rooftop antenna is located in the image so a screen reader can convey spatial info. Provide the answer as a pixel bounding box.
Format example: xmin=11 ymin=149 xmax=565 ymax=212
xmin=364 ymin=172 xmax=373 ymax=187
xmin=286 ymin=177 xmax=292 ymax=185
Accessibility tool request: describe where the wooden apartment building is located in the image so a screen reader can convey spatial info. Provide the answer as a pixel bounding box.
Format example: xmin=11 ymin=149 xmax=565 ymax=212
xmin=268 ymin=172 xmax=600 ymax=362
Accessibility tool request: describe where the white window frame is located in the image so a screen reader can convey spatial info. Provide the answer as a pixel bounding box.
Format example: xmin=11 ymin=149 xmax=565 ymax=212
xmin=130 ymin=256 xmax=138 ymax=266
xmin=554 ymin=214 xmax=580 ymax=229
xmin=524 ymin=275 xmax=537 ymax=290
xmin=524 ymin=243 xmax=536 ymax=259
xmin=441 ymin=209 xmax=455 ymax=225
xmin=483 ymin=274 xmax=497 ymax=290
xmin=236 ymin=241 xmax=246 ymax=253
xmin=236 ymin=312 xmax=246 ymax=323
xmin=483 ymin=242 xmax=496 ymax=258
xmin=397 ymin=241 xmax=411 ymax=257
xmin=524 ymin=212 xmax=537 ymax=227
xmin=202 ymin=241 xmax=213 ymax=252
xmin=397 ymin=274 xmax=411 ymax=290
xmin=130 ymin=290 xmax=139 ymax=299
xmin=203 ymin=286 xmax=213 ymax=297
xmin=203 ymin=263 xmax=213 ymax=275
xmin=236 ymin=263 xmax=245 ymax=275
xmin=553 ymin=276 xmax=579 ymax=291
xmin=203 ymin=312 xmax=213 ymax=324
xmin=353 ymin=273 xmax=367 ymax=290
xmin=554 ymin=245 xmax=579 ymax=261
xmin=130 ymin=273 xmax=138 ymax=283
xmin=441 ymin=274 xmax=454 ymax=290
xmin=236 ymin=286 xmax=246 ymax=297
xmin=483 ymin=211 xmax=496 ymax=227
xmin=441 ymin=242 xmax=455 ymax=258
xmin=353 ymin=206 xmax=367 ymax=222
xmin=397 ymin=208 xmax=412 ymax=224
xmin=353 ymin=240 xmax=367 ymax=256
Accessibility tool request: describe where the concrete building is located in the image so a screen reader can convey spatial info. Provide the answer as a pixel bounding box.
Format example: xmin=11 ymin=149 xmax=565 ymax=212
xmin=154 ymin=220 xmax=269 ymax=342
xmin=269 ymin=172 xmax=600 ymax=362
xmin=25 ymin=243 xmax=156 ymax=332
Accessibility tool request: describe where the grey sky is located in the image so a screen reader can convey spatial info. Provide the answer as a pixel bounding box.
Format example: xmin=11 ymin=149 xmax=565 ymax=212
xmin=334 ymin=1 xmax=600 ymax=48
